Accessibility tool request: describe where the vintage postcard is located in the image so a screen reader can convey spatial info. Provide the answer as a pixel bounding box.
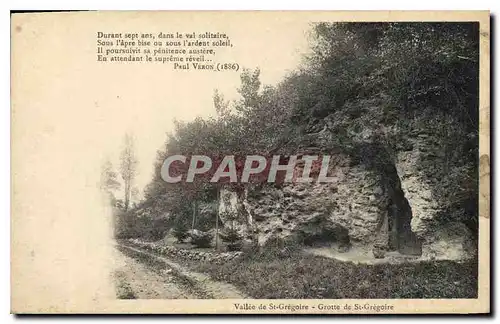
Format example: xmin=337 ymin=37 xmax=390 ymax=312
xmin=11 ymin=11 xmax=490 ymax=314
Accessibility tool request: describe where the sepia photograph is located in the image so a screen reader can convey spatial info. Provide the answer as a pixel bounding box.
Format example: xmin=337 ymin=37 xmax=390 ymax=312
xmin=10 ymin=11 xmax=490 ymax=314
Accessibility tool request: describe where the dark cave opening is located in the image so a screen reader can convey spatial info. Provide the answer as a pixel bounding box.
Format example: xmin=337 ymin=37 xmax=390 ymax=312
xmin=386 ymin=176 xmax=422 ymax=256
xmin=349 ymin=141 xmax=422 ymax=256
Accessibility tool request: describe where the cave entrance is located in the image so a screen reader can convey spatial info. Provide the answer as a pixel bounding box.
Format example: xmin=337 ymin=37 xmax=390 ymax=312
xmin=380 ymin=159 xmax=422 ymax=256
xmin=387 ymin=192 xmax=422 ymax=255
xmin=353 ymin=141 xmax=422 ymax=256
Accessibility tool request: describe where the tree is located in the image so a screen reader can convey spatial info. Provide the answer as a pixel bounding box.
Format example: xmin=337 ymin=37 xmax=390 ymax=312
xmin=99 ymin=159 xmax=120 ymax=205
xmin=130 ymin=187 xmax=141 ymax=208
xmin=213 ymin=89 xmax=231 ymax=118
xmin=120 ymin=133 xmax=138 ymax=212
xmin=219 ymin=211 xmax=243 ymax=251
xmin=140 ymin=67 xmax=295 ymax=242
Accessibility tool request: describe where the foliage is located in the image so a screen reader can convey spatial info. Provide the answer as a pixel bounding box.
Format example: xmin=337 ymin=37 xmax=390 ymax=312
xmin=147 ymin=218 xmax=170 ymax=241
xmin=142 ymin=66 xmax=299 ymax=216
xmin=99 ymin=159 xmax=120 ymax=206
xmin=120 ymin=133 xmax=139 ymax=212
xmin=113 ymin=198 xmax=173 ymax=241
xmin=220 ymin=227 xmax=243 ymax=251
xmin=190 ymin=230 xmax=213 ymax=248
xmin=138 ymin=22 xmax=479 ymax=236
xmin=172 ymin=222 xmax=189 ymax=243
xmin=221 ymin=228 xmax=241 ymax=243
xmin=297 ymin=22 xmax=479 ymax=228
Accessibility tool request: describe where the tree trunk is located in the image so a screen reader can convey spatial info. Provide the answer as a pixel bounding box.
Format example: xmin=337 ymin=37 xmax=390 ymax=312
xmin=215 ymin=188 xmax=220 ymax=251
xmin=124 ymin=180 xmax=130 ymax=212
xmin=191 ymin=200 xmax=197 ymax=231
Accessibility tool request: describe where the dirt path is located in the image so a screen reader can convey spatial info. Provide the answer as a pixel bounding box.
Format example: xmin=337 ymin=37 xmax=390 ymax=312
xmin=113 ymin=245 xmax=196 ymax=299
xmin=113 ymin=244 xmax=249 ymax=299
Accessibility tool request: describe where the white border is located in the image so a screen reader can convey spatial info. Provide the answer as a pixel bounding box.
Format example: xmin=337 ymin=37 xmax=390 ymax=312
xmin=3 ymin=1 xmax=498 ymax=323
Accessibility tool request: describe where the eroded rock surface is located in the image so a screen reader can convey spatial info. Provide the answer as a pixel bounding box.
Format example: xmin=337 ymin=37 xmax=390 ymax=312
xmin=216 ymin=130 xmax=476 ymax=261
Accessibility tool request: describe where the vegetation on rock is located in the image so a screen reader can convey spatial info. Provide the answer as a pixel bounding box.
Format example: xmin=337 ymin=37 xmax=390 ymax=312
xmin=114 ymin=23 xmax=479 ymax=258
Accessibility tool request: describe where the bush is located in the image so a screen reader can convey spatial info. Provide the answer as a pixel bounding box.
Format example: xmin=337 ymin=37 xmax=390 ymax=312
xmin=220 ymin=227 xmax=243 ymax=251
xmin=190 ymin=230 xmax=212 ymax=248
xmin=147 ymin=218 xmax=170 ymax=241
xmin=172 ymin=225 xmax=189 ymax=243
xmin=227 ymin=242 xmax=243 ymax=252
xmin=219 ymin=228 xmax=241 ymax=243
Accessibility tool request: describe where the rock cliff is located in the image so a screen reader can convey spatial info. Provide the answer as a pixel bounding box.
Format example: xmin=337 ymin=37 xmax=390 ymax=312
xmin=217 ymin=114 xmax=476 ymax=261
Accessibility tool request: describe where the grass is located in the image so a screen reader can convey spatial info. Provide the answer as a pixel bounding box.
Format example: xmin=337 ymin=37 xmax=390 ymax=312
xmin=191 ymin=248 xmax=478 ymax=299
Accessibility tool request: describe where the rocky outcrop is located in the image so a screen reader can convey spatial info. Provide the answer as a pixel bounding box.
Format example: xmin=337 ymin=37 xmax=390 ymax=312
xmin=218 ymin=153 xmax=394 ymax=254
xmin=396 ymin=131 xmax=476 ymax=260
xmin=216 ymin=130 xmax=476 ymax=261
xmin=210 ymin=99 xmax=476 ymax=261
xmin=218 ymin=189 xmax=253 ymax=236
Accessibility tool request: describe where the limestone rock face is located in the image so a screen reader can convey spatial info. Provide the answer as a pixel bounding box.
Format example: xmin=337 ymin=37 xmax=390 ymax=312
xmin=396 ymin=133 xmax=476 ymax=260
xmin=218 ymin=189 xmax=254 ymax=240
xmin=214 ymin=110 xmax=476 ymax=261
xmin=218 ymin=154 xmax=391 ymax=252
xmin=216 ymin=133 xmax=476 ymax=260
